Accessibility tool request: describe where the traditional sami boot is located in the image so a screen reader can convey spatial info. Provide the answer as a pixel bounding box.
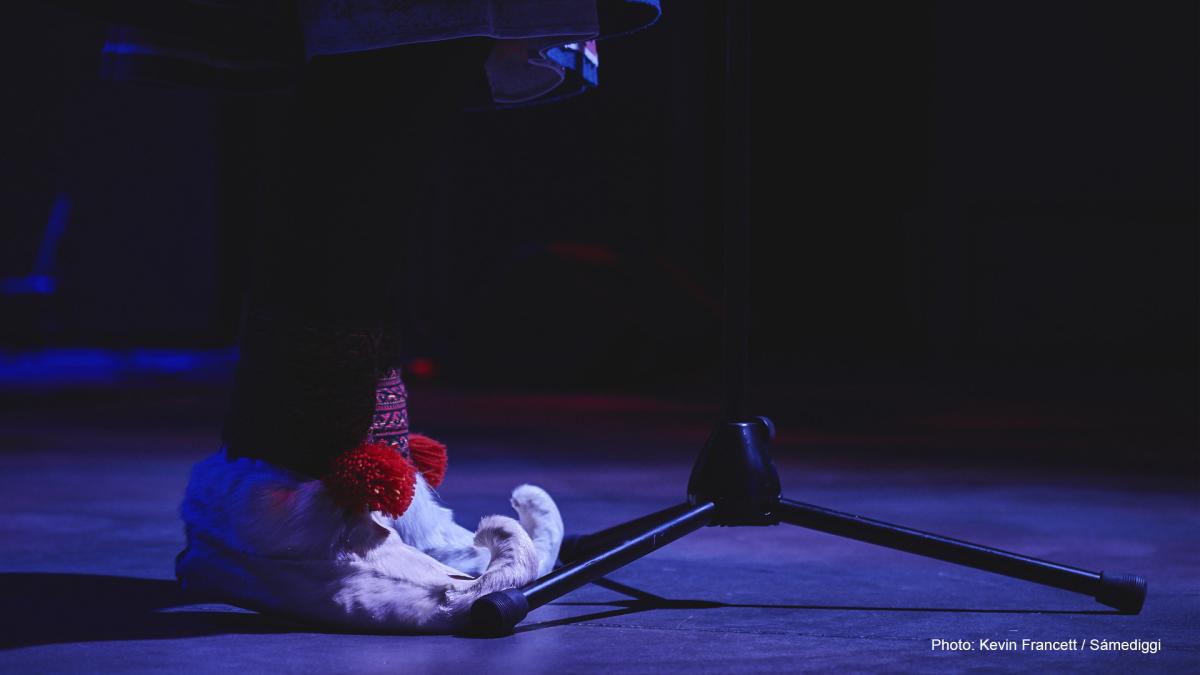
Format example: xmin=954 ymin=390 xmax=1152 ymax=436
xmin=174 ymin=316 xmax=562 ymax=632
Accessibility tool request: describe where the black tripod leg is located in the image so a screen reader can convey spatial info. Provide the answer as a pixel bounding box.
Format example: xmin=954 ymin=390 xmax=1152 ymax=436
xmin=470 ymin=502 xmax=716 ymax=635
xmin=558 ymin=503 xmax=695 ymax=565
xmin=776 ymin=498 xmax=1146 ymax=613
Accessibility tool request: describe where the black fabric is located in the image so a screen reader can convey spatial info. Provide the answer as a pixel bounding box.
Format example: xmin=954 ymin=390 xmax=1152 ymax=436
xmin=50 ymin=0 xmax=299 ymax=59
xmin=250 ymin=37 xmax=491 ymax=328
xmin=56 ymin=0 xmax=659 ymax=99
xmin=223 ymin=317 xmax=391 ymax=477
xmin=223 ymin=38 xmax=491 ymax=477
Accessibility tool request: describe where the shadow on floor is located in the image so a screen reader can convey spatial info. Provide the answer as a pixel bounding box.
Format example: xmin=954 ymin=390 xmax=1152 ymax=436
xmin=512 ymin=577 xmax=1119 ymax=633
xmin=0 ymin=573 xmax=299 ymax=649
xmin=1 ymin=573 xmax=1121 ymax=646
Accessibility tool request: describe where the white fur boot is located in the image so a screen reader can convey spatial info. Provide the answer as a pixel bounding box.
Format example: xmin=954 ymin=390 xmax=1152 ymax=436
xmin=176 ymin=450 xmax=563 ymax=633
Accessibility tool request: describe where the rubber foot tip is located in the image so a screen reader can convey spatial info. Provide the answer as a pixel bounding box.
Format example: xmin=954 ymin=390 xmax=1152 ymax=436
xmin=469 ymin=589 xmax=529 ymax=636
xmin=1095 ymin=571 xmax=1147 ymax=614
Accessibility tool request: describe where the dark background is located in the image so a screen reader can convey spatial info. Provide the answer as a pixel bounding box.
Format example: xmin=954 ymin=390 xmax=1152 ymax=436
xmin=2 ymin=2 xmax=1195 ymax=469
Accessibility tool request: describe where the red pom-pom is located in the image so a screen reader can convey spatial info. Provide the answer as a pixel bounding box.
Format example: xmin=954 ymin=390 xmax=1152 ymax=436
xmin=409 ymin=433 xmax=448 ymax=488
xmin=324 ymin=442 xmax=416 ymax=517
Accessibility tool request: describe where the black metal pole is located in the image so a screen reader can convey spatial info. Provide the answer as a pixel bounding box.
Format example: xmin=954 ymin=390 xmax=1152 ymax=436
xmin=558 ymin=503 xmax=695 ymax=564
xmin=525 ymin=503 xmax=715 ymax=608
xmin=470 ymin=502 xmax=716 ymax=634
xmin=721 ymin=0 xmax=752 ymax=422
xmin=776 ymin=499 xmax=1146 ymax=612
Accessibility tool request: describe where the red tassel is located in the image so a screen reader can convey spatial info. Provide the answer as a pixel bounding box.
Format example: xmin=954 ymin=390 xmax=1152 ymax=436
xmin=324 ymin=442 xmax=416 ymax=517
xmin=408 ymin=433 xmax=448 ymax=488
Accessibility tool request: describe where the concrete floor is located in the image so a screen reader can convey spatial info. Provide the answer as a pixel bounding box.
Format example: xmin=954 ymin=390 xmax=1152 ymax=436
xmin=0 ymin=378 xmax=1196 ymax=673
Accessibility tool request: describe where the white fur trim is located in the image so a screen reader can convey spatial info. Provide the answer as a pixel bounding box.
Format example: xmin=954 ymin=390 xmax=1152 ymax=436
xmin=176 ymin=450 xmax=562 ymax=632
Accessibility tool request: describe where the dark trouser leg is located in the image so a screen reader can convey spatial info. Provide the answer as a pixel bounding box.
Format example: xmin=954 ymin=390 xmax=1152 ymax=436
xmin=223 ymin=38 xmax=492 ymax=477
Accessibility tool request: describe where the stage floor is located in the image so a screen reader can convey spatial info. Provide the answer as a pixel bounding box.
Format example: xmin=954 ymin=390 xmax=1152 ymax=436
xmin=0 ymin=378 xmax=1196 ymax=673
